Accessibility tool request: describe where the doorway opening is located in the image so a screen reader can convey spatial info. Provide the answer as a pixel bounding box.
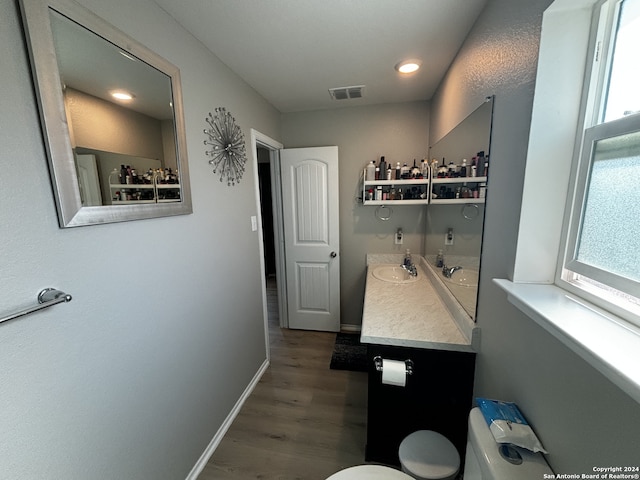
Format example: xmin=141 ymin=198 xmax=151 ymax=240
xmin=252 ymin=132 xmax=341 ymax=344
xmin=250 ymin=130 xmax=287 ymax=364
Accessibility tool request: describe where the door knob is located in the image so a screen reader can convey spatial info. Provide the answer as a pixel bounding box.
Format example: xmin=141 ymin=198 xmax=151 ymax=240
xmin=330 ymin=251 xmax=337 ymax=258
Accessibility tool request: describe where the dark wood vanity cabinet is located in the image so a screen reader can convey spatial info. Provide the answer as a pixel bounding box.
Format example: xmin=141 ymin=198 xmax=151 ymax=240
xmin=365 ymin=344 xmax=476 ymax=466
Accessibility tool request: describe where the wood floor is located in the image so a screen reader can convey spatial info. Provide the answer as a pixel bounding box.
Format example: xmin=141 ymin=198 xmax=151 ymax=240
xmin=198 ymin=278 xmax=368 ymax=479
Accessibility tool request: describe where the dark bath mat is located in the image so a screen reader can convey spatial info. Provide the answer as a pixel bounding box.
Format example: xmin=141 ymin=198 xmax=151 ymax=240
xmin=329 ymin=333 xmax=368 ymax=372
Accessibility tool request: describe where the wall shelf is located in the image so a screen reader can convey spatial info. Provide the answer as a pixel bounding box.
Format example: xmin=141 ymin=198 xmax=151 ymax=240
xmin=110 ymin=182 xmax=180 ymax=204
xmin=362 ymin=169 xmax=487 ymax=205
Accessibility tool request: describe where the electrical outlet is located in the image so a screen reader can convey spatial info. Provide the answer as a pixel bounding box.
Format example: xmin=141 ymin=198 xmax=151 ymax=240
xmin=445 ymin=230 xmax=454 ymax=245
xmin=395 ymin=228 xmax=403 ymax=245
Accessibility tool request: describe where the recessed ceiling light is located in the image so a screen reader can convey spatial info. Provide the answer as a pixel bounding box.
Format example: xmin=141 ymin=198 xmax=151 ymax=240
xmin=395 ymin=60 xmax=422 ymax=74
xmin=111 ymin=90 xmax=134 ymax=101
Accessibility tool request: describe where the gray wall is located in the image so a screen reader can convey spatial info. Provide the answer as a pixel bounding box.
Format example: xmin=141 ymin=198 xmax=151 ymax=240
xmin=281 ymin=102 xmax=430 ymax=329
xmin=0 ymin=0 xmax=280 ymax=478
xmin=430 ymin=0 xmax=640 ymax=472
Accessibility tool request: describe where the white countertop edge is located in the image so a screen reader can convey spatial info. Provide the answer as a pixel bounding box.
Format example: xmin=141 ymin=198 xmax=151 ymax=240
xmin=360 ymin=333 xmax=476 ymax=352
xmin=420 ymin=256 xmax=478 ymax=348
xmin=494 ymin=278 xmax=640 ymax=405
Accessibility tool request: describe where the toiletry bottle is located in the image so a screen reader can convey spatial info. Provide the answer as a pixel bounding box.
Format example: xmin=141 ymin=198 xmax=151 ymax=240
xmin=386 ymin=164 xmax=392 ymax=180
xmin=379 ymin=156 xmax=386 ymax=179
xmin=447 ymin=161 xmax=456 ymax=178
xmin=483 ymin=156 xmax=489 ymax=177
xmin=430 ymin=159 xmax=438 ymax=179
xmin=477 ymin=153 xmax=485 ymax=177
xmin=109 ymin=168 xmax=119 ymax=185
xmin=395 ymin=162 xmax=401 ymax=180
xmin=366 ymin=160 xmax=376 ymax=181
xmin=410 ymin=159 xmax=420 ymax=178
xmin=375 ymin=167 xmax=380 ymax=180
xmin=460 ymin=158 xmax=467 ymax=178
xmin=438 ymin=158 xmax=447 ymax=177
xmin=401 ymin=163 xmax=409 ymax=178
xmin=375 ymin=186 xmax=383 ymax=200
xmin=421 ymin=159 xmax=429 ymax=177
xmin=120 ymin=164 xmax=127 ymax=184
xmin=436 ymin=249 xmax=444 ymax=267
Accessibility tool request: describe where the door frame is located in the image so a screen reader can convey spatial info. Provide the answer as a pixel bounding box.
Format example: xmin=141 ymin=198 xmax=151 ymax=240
xmin=250 ymin=130 xmax=287 ymax=359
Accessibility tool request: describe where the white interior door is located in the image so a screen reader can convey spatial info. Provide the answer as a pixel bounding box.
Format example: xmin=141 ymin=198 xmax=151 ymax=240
xmin=75 ymin=154 xmax=103 ymax=206
xmin=280 ymin=146 xmax=340 ymax=332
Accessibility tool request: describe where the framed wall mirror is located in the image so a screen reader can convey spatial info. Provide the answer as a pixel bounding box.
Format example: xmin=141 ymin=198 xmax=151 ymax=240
xmin=19 ymin=0 xmax=192 ymax=227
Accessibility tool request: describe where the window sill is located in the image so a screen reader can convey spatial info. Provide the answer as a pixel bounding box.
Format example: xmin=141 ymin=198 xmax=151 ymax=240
xmin=494 ymin=279 xmax=640 ymax=404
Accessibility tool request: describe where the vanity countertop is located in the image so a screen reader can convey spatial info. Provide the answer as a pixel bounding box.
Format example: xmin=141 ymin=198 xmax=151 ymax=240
xmin=361 ymin=255 xmax=475 ymax=352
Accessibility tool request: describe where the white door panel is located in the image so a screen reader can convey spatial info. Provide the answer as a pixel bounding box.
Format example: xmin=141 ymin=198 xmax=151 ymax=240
xmin=75 ymin=154 xmax=102 ymax=206
xmin=281 ymin=146 xmax=340 ymax=331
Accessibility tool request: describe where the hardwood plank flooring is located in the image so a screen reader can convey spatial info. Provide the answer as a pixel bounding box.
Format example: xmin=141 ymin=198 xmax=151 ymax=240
xmin=198 ymin=278 xmax=368 ymax=479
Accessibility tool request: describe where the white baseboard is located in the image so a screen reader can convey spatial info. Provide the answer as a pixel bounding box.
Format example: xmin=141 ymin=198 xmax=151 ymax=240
xmin=185 ymin=359 xmax=270 ymax=480
xmin=340 ymin=324 xmax=362 ymax=333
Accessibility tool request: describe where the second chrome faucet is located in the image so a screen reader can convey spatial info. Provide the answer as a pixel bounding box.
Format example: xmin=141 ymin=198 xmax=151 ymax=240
xmin=442 ymin=265 xmax=462 ymax=278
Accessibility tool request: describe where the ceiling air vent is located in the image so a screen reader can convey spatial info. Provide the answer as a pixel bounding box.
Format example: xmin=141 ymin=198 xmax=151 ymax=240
xmin=329 ymin=85 xmax=365 ymax=100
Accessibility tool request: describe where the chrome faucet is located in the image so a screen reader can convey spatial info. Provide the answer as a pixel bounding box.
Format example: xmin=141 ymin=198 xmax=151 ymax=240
xmin=401 ymin=255 xmax=418 ymax=277
xmin=442 ymin=265 xmax=462 ymax=278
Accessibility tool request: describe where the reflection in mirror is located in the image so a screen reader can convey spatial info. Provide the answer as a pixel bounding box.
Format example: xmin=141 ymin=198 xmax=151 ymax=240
xmin=19 ymin=0 xmax=191 ymax=226
xmin=425 ymin=96 xmax=494 ymax=320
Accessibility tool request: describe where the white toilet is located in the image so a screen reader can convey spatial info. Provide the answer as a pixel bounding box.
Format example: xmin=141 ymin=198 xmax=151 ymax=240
xmin=399 ymin=430 xmax=460 ymax=479
xmin=464 ymin=407 xmax=553 ymax=479
xmin=326 ymin=465 xmax=413 ymax=479
xmin=325 ymin=407 xmax=554 ymax=480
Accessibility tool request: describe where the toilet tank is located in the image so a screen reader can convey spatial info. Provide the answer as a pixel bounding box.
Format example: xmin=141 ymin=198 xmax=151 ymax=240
xmin=464 ymin=407 xmax=553 ymax=480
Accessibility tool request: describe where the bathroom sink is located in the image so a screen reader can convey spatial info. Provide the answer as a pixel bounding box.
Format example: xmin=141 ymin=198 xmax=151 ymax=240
xmin=372 ymin=265 xmax=419 ymax=284
xmin=443 ymin=268 xmax=479 ymax=288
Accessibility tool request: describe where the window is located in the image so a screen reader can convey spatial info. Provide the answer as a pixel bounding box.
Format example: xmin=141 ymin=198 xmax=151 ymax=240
xmin=500 ymin=0 xmax=640 ymax=404
xmin=559 ymin=0 xmax=640 ymax=326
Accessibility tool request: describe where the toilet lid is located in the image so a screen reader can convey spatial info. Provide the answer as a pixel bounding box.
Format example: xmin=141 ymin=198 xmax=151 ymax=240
xmin=399 ymin=430 xmax=460 ymax=479
xmin=326 ymin=465 xmax=414 ymax=479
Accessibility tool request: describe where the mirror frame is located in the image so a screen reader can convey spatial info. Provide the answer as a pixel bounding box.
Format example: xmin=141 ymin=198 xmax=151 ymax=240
xmin=19 ymin=0 xmax=192 ymax=227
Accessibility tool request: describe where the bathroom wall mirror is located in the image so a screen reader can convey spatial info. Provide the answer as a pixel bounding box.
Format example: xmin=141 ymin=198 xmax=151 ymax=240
xmin=19 ymin=0 xmax=192 ymax=227
xmin=426 ymin=96 xmax=494 ymax=320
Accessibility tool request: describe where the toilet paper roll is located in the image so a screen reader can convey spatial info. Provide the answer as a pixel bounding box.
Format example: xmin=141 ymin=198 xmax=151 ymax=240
xmin=381 ymin=359 xmax=407 ymax=387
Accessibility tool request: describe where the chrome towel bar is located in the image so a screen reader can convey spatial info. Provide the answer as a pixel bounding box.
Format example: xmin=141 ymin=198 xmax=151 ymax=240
xmin=0 ymin=288 xmax=72 ymax=325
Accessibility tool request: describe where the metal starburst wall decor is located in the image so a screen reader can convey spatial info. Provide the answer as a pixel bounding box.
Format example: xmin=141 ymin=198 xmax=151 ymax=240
xmin=204 ymin=107 xmax=247 ymax=186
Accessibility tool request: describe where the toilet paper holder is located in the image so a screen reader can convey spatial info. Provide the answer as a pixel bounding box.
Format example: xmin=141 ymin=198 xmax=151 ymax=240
xmin=373 ymin=356 xmax=414 ymax=376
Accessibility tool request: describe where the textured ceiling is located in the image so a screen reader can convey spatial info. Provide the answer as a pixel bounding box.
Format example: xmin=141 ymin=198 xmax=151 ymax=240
xmin=152 ymin=0 xmax=487 ymax=113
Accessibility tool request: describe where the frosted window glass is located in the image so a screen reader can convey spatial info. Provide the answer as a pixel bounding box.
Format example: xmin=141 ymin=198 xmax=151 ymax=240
xmin=577 ymin=130 xmax=640 ymax=282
